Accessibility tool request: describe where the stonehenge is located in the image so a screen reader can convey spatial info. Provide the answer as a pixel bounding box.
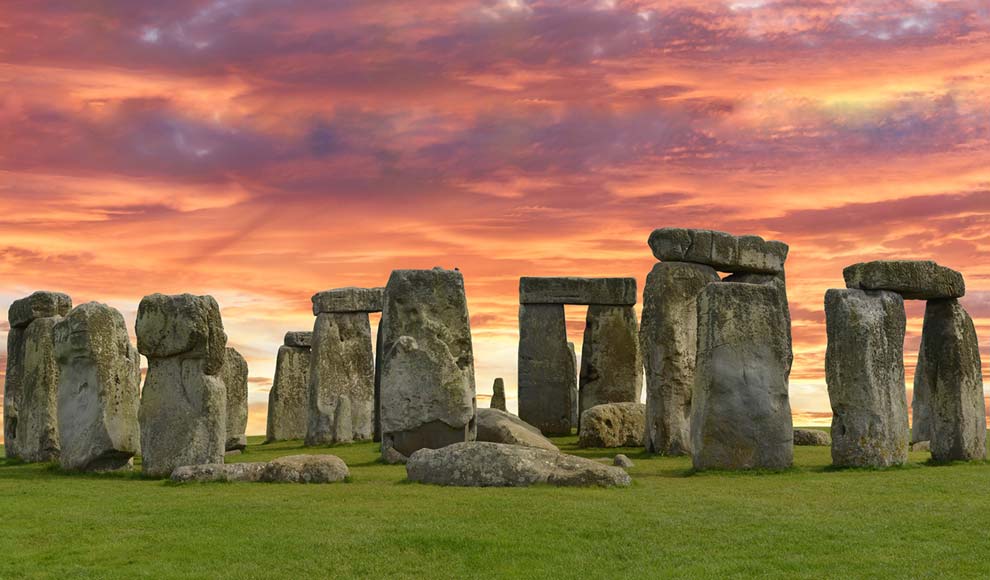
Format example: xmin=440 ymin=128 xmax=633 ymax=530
xmin=517 ymin=277 xmax=639 ymax=436
xmin=490 ymin=377 xmax=507 ymax=412
xmin=220 ymin=347 xmax=249 ymax=451
xmin=378 ymin=268 xmax=476 ymax=460
xmin=136 ymin=293 xmax=228 ymax=478
xmin=266 ymin=331 xmax=312 ymax=442
xmin=54 ymin=302 xmax=141 ymax=471
xmin=306 ymin=287 xmax=382 ymax=446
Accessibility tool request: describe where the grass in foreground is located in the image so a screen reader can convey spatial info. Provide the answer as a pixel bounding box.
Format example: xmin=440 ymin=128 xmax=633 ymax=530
xmin=1 ymin=432 xmax=989 ymax=579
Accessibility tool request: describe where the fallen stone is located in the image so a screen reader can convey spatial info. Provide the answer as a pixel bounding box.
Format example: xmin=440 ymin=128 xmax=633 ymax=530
xmin=220 ymin=347 xmax=249 ymax=451
xmin=911 ymin=441 xmax=931 ymax=453
xmin=9 ymin=316 xmax=63 ymax=462
xmin=311 ymin=287 xmax=384 ymax=314
xmin=379 ymin=268 xmax=476 ymax=458
xmin=261 ymin=454 xmax=349 ymax=483
xmin=54 ymin=302 xmax=141 ymax=471
xmin=648 ymin=228 xmax=788 ymax=274
xmin=406 ymin=442 xmax=631 ymax=487
xmin=8 ymin=291 xmax=72 ymax=329
xmin=915 ymin=299 xmax=986 ymax=462
xmin=793 ymin=429 xmax=831 ymax=446
xmin=490 ymin=378 xmax=507 ymax=412
xmin=518 ymin=303 xmax=576 ymax=436
xmin=579 ymin=305 xmax=642 ymax=418
xmin=170 ymin=462 xmax=266 ymax=483
xmin=266 ymin=342 xmax=311 ymax=442
xmin=519 ymin=277 xmax=637 ymax=305
xmin=476 ymin=408 xmax=558 ymax=451
xmin=283 ymin=331 xmax=312 ymax=348
xmin=578 ymin=402 xmax=646 ymax=448
xmin=825 ymin=289 xmax=908 ymax=468
xmin=691 ymin=281 xmax=793 ymax=471
xmin=640 ymin=261 xmax=719 ymax=456
xmin=843 ymin=260 xmax=964 ymax=300
xmin=382 ymin=445 xmax=408 ymax=465
xmin=135 ymin=294 xmax=227 ymax=374
xmin=613 ymin=454 xmax=634 ymax=468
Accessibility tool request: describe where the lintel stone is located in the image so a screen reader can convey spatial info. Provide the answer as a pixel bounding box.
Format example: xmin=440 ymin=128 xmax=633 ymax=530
xmin=311 ymin=287 xmax=384 ymax=314
xmin=519 ymin=277 xmax=636 ymax=306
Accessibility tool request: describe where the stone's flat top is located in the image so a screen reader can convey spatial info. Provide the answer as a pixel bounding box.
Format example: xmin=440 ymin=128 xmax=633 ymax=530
xmin=311 ymin=287 xmax=384 ymax=314
xmin=283 ymin=331 xmax=313 ymax=348
xmin=843 ymin=260 xmax=964 ymax=300
xmin=648 ymin=228 xmax=788 ymax=274
xmin=519 ymin=277 xmax=637 ymax=305
xmin=9 ymin=291 xmax=72 ymax=328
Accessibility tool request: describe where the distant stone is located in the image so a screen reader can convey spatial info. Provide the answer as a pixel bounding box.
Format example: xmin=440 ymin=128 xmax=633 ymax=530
xmin=579 ymin=305 xmax=642 ymax=418
xmin=476 ymin=408 xmax=558 ymax=451
xmin=224 ymin=449 xmax=241 ymax=457
xmin=8 ymin=291 xmax=72 ymax=329
xmin=261 ymin=454 xmax=349 ymax=483
xmin=490 ymin=378 xmax=507 ymax=412
xmin=911 ymin=440 xmax=931 ymax=453
xmin=266 ymin=343 xmax=311 ymax=442
xmin=568 ymin=342 xmax=578 ymax=428
xmin=648 ymin=228 xmax=788 ymax=274
xmin=825 ymin=289 xmax=908 ymax=468
xmin=220 ymin=347 xmax=249 ymax=451
xmin=613 ymin=454 xmax=634 ymax=468
xmin=843 ymin=260 xmax=964 ymax=300
xmin=793 ymin=429 xmax=831 ymax=446
xmin=518 ymin=303 xmax=576 ymax=436
xmin=311 ymin=287 xmax=384 ymax=314
xmin=519 ymin=277 xmax=636 ymax=305
xmin=578 ymin=403 xmax=646 ymax=448
xmin=170 ymin=462 xmax=266 ymax=483
xmin=135 ymin=293 xmax=227 ymax=374
xmin=406 ymin=442 xmax=631 ymax=487
xmin=54 ymin=302 xmax=141 ymax=471
xmin=283 ymin=331 xmax=312 ymax=348
xmin=382 ymin=445 xmax=408 ymax=465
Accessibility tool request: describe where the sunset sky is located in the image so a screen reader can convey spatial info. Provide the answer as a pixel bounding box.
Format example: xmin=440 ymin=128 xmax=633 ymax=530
xmin=2 ymin=0 xmax=989 ymax=437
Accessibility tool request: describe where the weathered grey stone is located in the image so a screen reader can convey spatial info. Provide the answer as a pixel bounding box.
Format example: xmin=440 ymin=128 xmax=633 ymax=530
xmin=825 ymin=289 xmax=908 ymax=468
xmin=54 ymin=303 xmax=140 ymax=471
xmin=490 ymin=378 xmax=507 ymax=412
xmin=691 ymin=282 xmax=793 ymax=471
xmin=170 ymin=462 xmax=267 ymax=483
xmin=914 ymin=299 xmax=985 ymax=462
xmin=283 ymin=331 xmax=312 ymax=348
xmin=613 ymin=454 xmax=634 ymax=468
xmin=476 ymin=408 xmax=558 ymax=451
xmin=135 ymin=294 xmax=227 ymax=375
xmin=306 ymin=312 xmax=375 ymax=445
xmin=579 ymin=305 xmax=642 ymax=418
xmin=911 ymin=440 xmax=930 ymax=453
xmin=568 ymin=342 xmax=578 ymax=428
xmin=311 ymin=287 xmax=384 ymax=314
xmin=261 ymin=454 xmax=349 ymax=483
xmin=382 ymin=445 xmax=407 ymax=464
xmin=379 ymin=268 xmax=476 ymax=458
xmin=519 ymin=277 xmax=637 ymax=305
xmin=406 ymin=442 xmax=631 ymax=487
xmin=518 ymin=304 xmax=575 ymax=436
xmin=266 ymin=344 xmax=311 ymax=442
xmin=793 ymin=429 xmax=831 ymax=446
xmin=648 ymin=228 xmax=788 ymax=274
xmin=3 ymin=326 xmax=25 ymax=459
xmin=843 ymin=260 xmax=964 ymax=300
xmin=220 ymin=347 xmax=248 ymax=451
xmin=9 ymin=291 xmax=71 ymax=329
xmin=10 ymin=317 xmax=63 ymax=462
xmin=640 ymin=261 xmax=719 ymax=456
xmin=373 ymin=322 xmax=383 ymax=442
xmin=579 ymin=402 xmax=646 ymax=448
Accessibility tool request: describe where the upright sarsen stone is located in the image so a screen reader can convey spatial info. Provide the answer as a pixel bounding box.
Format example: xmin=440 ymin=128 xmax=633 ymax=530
xmin=825 ymin=289 xmax=908 ymax=468
xmin=490 ymin=378 xmax=507 ymax=412
xmin=54 ymin=302 xmax=140 ymax=471
xmin=579 ymin=305 xmax=642 ymax=419
xmin=379 ymin=268 xmax=476 ymax=459
xmin=640 ymin=261 xmax=719 ymax=456
xmin=220 ymin=347 xmax=249 ymax=451
xmin=691 ymin=282 xmax=793 ymax=471
xmin=266 ymin=333 xmax=312 ymax=442
xmin=518 ymin=303 xmax=575 ymax=435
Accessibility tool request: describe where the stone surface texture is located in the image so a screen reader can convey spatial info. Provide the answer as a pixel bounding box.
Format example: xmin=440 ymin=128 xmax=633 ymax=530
xmin=579 ymin=305 xmax=642 ymax=419
xmin=261 ymin=454 xmax=349 ymax=483
xmin=311 ymin=287 xmax=384 ymax=314
xmin=793 ymin=429 xmax=831 ymax=446
xmin=648 ymin=228 xmax=788 ymax=274
xmin=843 ymin=260 xmax=964 ymax=300
xmin=283 ymin=331 xmax=312 ymax=348
xmin=9 ymin=291 xmax=72 ymax=329
xmin=519 ymin=277 xmax=637 ymax=305
xmin=613 ymin=454 xmax=634 ymax=468
xmin=518 ymin=303 xmax=576 ymax=436
xmin=170 ymin=462 xmax=267 ymax=483
xmin=135 ymin=293 xmax=227 ymax=374
xmin=578 ymin=402 xmax=646 ymax=448
xmin=220 ymin=347 xmax=249 ymax=451
xmin=8 ymin=316 xmax=63 ymax=462
xmin=475 ymin=408 xmax=558 ymax=451
xmin=266 ymin=343 xmax=312 ymax=442
xmin=490 ymin=378 xmax=507 ymax=411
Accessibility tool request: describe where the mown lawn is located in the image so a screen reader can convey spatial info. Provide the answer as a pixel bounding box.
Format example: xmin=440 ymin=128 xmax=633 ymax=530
xmin=1 ymin=431 xmax=988 ymax=579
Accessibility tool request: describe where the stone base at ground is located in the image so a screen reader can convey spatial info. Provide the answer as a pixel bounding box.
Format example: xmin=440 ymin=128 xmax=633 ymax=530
xmin=578 ymin=402 xmax=646 ymax=448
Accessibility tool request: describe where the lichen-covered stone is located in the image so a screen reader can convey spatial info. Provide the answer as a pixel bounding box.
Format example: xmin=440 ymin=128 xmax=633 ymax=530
xmin=518 ymin=303 xmax=575 ymax=435
xmin=793 ymin=429 xmax=831 ymax=446
xmin=843 ymin=260 xmax=964 ymax=300
xmin=135 ymin=294 xmax=227 ymax=375
xmin=825 ymin=289 xmax=908 ymax=468
xmin=54 ymin=302 xmax=141 ymax=471
xmin=579 ymin=305 xmax=642 ymax=419
xmin=266 ymin=343 xmax=311 ymax=442
xmin=691 ymin=281 xmax=793 ymax=471
xmin=476 ymin=408 xmax=558 ymax=451
xmin=640 ymin=261 xmax=719 ymax=456
xmin=261 ymin=454 xmax=349 ymax=483
xmin=3 ymin=327 xmax=25 ymax=459
xmin=170 ymin=462 xmax=267 ymax=483
xmin=406 ymin=442 xmax=631 ymax=487
xmin=8 ymin=291 xmax=71 ymax=329
xmin=579 ymin=402 xmax=646 ymax=448
xmin=220 ymin=347 xmax=249 ymax=451
xmin=519 ymin=277 xmax=637 ymax=305
xmin=648 ymin=228 xmax=788 ymax=274
xmin=311 ymin=287 xmax=384 ymax=314
xmin=379 ymin=268 xmax=476 ymax=458
xmin=490 ymin=378 xmax=507 ymax=411
xmin=613 ymin=454 xmax=634 ymax=468
xmin=306 ymin=312 xmax=375 ymax=445
xmin=10 ymin=317 xmax=63 ymax=462
xmin=283 ymin=331 xmax=312 ymax=348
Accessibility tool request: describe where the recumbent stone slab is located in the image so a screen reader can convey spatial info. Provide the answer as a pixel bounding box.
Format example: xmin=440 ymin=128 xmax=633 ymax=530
xmin=648 ymin=228 xmax=788 ymax=274
xmin=579 ymin=305 xmax=642 ymax=420
xmin=266 ymin=340 xmax=312 ymax=442
xmin=578 ymin=402 xmax=646 ymax=448
xmin=519 ymin=277 xmax=636 ymax=305
xmin=311 ymin=287 xmax=384 ymax=314
xmin=220 ymin=347 xmax=249 ymax=451
xmin=518 ymin=303 xmax=576 ymax=436
xmin=475 ymin=408 xmax=558 ymax=451
xmin=843 ymin=260 xmax=964 ymax=300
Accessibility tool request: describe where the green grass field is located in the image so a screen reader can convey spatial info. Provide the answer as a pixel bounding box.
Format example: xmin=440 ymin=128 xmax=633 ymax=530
xmin=2 ymin=432 xmax=989 ymax=579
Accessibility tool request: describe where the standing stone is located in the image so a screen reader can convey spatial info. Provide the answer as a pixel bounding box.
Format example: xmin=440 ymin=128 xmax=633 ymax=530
xmin=518 ymin=304 xmax=575 ymax=435
xmin=379 ymin=268 xmax=476 ymax=459
xmin=54 ymin=302 xmax=140 ymax=471
xmin=136 ymin=294 xmax=227 ymax=478
xmin=266 ymin=332 xmax=312 ymax=442
xmin=4 ymin=327 xmax=24 ymax=459
xmin=691 ymin=282 xmax=793 ymax=470
xmin=579 ymin=305 xmax=642 ymax=420
xmin=640 ymin=261 xmax=719 ymax=456
xmin=915 ymin=299 xmax=986 ymax=462
xmin=490 ymin=378 xmax=507 ymax=412
xmin=825 ymin=289 xmax=908 ymax=468
xmin=568 ymin=342 xmax=578 ymax=429
xmin=220 ymin=347 xmax=248 ymax=451
xmin=373 ymin=322 xmax=383 ymax=442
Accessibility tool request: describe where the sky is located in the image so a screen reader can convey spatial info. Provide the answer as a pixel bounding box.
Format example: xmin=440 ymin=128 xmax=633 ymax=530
xmin=1 ymin=0 xmax=990 ymax=438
